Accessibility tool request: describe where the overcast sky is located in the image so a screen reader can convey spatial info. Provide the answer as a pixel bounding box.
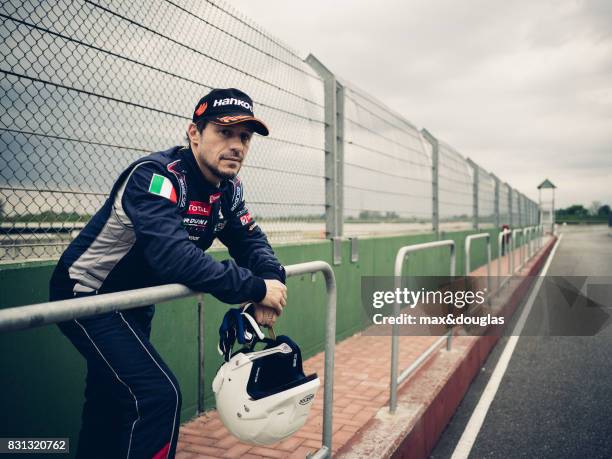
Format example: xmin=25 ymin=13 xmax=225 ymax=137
xmin=233 ymin=0 xmax=611 ymax=209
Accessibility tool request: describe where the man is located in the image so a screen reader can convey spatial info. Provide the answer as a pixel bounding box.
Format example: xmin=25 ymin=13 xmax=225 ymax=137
xmin=49 ymin=88 xmax=287 ymax=459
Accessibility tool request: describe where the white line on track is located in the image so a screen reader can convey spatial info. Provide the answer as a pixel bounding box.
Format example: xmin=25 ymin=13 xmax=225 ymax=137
xmin=451 ymin=234 xmax=564 ymax=459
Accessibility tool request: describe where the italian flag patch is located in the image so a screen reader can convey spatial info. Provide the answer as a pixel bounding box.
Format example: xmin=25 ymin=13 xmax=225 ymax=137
xmin=148 ymin=174 xmax=177 ymax=203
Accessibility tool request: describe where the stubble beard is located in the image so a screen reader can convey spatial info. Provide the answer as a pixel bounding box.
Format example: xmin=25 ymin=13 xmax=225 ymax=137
xmin=202 ymin=155 xmax=240 ymax=180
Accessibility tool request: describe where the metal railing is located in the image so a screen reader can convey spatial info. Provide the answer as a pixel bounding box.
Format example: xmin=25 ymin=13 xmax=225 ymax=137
xmin=496 ymin=228 xmax=512 ymax=293
xmin=389 ymin=240 xmax=456 ymax=413
xmin=464 ymin=232 xmax=492 ymax=304
xmin=511 ymin=228 xmax=523 ymax=273
xmin=525 ymin=226 xmax=533 ymax=258
xmin=0 ymin=260 xmax=337 ymax=459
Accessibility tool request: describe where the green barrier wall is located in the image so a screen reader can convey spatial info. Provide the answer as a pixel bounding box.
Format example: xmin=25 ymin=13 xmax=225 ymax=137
xmin=0 ymin=228 xmax=503 ymax=457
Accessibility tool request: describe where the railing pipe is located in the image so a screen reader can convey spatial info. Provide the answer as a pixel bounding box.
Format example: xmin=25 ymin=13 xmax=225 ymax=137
xmin=390 ymin=240 xmax=455 ymax=413
xmin=0 ymin=260 xmax=337 ymax=459
xmin=511 ymin=228 xmax=523 ymax=272
xmin=496 ymin=229 xmax=511 ymax=294
xmin=464 ymin=233 xmax=492 ymax=303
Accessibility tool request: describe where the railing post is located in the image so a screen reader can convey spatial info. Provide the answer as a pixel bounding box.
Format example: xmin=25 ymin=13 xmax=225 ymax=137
xmin=306 ymin=54 xmax=342 ymax=241
xmin=465 ymin=233 xmax=492 ymax=304
xmin=390 ymin=240 xmax=456 ymax=413
xmin=508 ymin=184 xmax=513 ymax=229
xmin=467 ymin=158 xmax=479 ymax=230
xmin=197 ymin=294 xmax=205 ymax=414
xmin=496 ymin=229 xmax=511 ymax=294
xmin=285 ymin=262 xmax=336 ymax=459
xmin=421 ymin=129 xmax=439 ymax=237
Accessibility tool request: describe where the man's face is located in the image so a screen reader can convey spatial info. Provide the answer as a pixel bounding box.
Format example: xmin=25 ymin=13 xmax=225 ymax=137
xmin=190 ymin=122 xmax=254 ymax=182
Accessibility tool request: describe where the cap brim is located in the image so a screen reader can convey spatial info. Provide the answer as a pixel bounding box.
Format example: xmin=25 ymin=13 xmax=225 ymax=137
xmin=210 ymin=115 xmax=269 ymax=136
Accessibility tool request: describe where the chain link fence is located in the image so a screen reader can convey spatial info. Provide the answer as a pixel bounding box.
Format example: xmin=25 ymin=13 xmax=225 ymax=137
xmin=0 ymin=0 xmax=540 ymax=262
xmin=477 ymin=165 xmax=496 ymax=228
xmin=499 ymin=183 xmax=510 ymax=226
xmin=342 ymin=82 xmax=433 ymax=237
xmin=0 ymin=0 xmax=326 ymax=261
xmin=437 ymin=141 xmax=473 ymax=232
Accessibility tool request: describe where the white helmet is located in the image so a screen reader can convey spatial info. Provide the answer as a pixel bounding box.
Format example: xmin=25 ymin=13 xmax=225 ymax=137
xmin=213 ymin=305 xmax=320 ymax=445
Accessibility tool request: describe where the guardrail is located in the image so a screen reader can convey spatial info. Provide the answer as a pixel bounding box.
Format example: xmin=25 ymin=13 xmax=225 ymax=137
xmin=497 ymin=228 xmax=512 ymax=282
xmin=496 ymin=225 xmax=548 ymax=296
xmin=389 ymin=240 xmax=456 ymax=413
xmin=465 ymin=233 xmax=492 ymax=304
xmin=0 ymin=261 xmax=337 ymax=459
xmin=525 ymin=226 xmax=534 ymax=258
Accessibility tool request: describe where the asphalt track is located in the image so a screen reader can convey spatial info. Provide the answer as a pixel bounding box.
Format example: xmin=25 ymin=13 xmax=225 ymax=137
xmin=431 ymin=225 xmax=612 ymax=459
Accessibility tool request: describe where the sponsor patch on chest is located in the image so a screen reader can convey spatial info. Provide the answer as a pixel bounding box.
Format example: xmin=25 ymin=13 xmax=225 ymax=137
xmin=183 ymin=217 xmax=208 ymax=227
xmin=187 ymin=201 xmax=211 ymax=216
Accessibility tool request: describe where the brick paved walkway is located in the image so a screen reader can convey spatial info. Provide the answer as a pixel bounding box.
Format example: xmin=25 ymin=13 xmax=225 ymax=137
xmin=176 ymin=237 xmax=550 ymax=458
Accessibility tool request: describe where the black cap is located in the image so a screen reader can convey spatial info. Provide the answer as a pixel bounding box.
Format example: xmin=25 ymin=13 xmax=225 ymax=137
xmin=192 ymin=88 xmax=269 ymax=136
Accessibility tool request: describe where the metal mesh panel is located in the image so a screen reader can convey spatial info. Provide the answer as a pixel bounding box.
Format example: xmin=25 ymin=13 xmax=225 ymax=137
xmin=342 ymin=83 xmax=432 ymax=236
xmin=0 ymin=0 xmax=326 ymax=261
xmin=526 ymin=197 xmax=532 ymax=225
xmin=512 ymin=190 xmax=521 ymax=225
xmin=477 ymin=166 xmax=495 ymax=228
xmin=499 ymin=182 xmax=510 ymax=226
xmin=438 ymin=141 xmax=472 ymax=232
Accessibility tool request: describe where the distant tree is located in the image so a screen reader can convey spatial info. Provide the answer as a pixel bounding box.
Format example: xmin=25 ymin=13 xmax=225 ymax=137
xmin=556 ymin=205 xmax=588 ymax=218
xmin=589 ymin=201 xmax=602 ymax=216
xmin=597 ymin=205 xmax=611 ymax=217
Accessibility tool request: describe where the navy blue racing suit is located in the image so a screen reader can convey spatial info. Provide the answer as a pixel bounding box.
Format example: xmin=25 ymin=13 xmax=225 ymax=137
xmin=49 ymin=146 xmax=285 ymax=458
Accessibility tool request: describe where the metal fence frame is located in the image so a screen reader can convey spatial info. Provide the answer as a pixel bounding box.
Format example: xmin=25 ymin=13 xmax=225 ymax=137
xmin=1 ymin=10 xmax=544 ymax=262
xmin=389 ymin=240 xmax=456 ymax=413
xmin=0 ymin=260 xmax=338 ymax=459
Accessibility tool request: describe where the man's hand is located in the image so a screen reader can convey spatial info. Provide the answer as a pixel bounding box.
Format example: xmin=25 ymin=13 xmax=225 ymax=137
xmin=259 ymin=279 xmax=287 ymax=315
xmin=253 ymin=303 xmax=279 ymax=328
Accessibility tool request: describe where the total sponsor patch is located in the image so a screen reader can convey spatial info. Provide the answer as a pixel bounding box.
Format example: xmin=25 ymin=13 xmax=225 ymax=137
xmin=187 ymin=200 xmax=211 ymax=216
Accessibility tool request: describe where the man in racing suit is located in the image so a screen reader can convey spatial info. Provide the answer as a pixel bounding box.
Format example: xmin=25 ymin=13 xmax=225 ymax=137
xmin=49 ymin=88 xmax=287 ymax=459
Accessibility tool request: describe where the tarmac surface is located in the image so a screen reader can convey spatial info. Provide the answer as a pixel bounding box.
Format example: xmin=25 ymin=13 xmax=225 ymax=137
xmin=431 ymin=225 xmax=612 ymax=459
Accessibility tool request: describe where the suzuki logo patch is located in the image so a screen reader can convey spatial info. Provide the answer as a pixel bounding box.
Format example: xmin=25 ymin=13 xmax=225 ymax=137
xmin=187 ymin=201 xmax=211 ymax=216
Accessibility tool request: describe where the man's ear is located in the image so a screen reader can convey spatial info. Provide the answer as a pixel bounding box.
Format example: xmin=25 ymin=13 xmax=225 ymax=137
xmin=186 ymin=122 xmax=199 ymax=145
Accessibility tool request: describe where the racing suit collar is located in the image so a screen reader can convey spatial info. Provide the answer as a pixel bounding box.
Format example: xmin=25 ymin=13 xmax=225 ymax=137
xmin=180 ymin=146 xmax=230 ymax=193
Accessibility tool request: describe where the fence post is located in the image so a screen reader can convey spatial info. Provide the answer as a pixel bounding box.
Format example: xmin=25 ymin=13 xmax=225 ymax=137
xmin=492 ymin=174 xmax=500 ymax=228
xmin=336 ymin=81 xmax=345 ymax=238
xmin=421 ymin=129 xmax=439 ymax=237
xmin=305 ymin=54 xmax=342 ymax=241
xmin=516 ymin=191 xmax=523 ymax=228
xmin=467 ymin=158 xmax=479 ymax=230
xmin=508 ymin=184 xmax=513 ymax=228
